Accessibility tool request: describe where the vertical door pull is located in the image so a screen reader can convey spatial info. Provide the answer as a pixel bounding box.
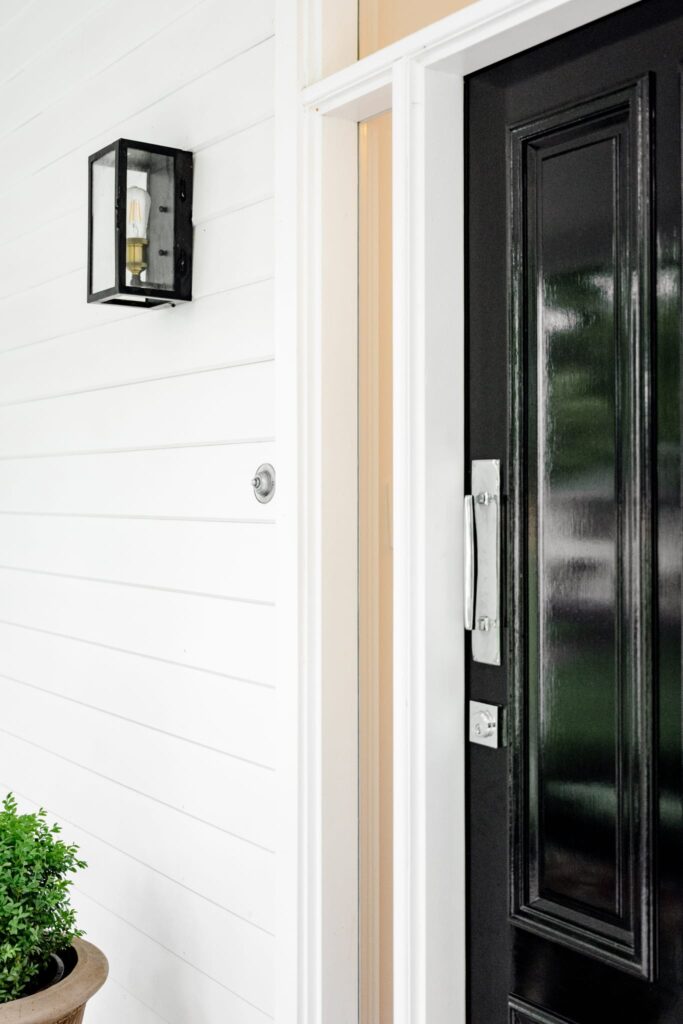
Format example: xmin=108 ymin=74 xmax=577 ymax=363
xmin=464 ymin=459 xmax=501 ymax=666
xmin=463 ymin=494 xmax=475 ymax=631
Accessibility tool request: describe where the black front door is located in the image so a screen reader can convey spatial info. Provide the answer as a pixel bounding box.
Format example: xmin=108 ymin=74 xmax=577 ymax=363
xmin=466 ymin=1 xmax=683 ymax=1021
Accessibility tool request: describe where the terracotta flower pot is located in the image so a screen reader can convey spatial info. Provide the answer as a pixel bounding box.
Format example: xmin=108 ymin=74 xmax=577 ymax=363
xmin=0 ymin=939 xmax=108 ymax=1024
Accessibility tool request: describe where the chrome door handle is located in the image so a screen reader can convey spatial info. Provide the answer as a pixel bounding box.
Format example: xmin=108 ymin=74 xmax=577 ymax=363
xmin=464 ymin=459 xmax=501 ymax=666
xmin=464 ymin=494 xmax=475 ymax=631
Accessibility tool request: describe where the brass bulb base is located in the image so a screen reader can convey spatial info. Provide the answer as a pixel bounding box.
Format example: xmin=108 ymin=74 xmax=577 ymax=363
xmin=126 ymin=237 xmax=149 ymax=284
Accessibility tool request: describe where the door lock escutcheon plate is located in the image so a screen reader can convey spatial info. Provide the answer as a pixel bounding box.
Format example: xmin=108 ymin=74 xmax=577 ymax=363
xmin=469 ymin=700 xmax=506 ymax=749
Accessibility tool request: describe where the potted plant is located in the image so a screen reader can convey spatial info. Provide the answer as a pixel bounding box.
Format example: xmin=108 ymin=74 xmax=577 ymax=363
xmin=0 ymin=794 xmax=107 ymax=1023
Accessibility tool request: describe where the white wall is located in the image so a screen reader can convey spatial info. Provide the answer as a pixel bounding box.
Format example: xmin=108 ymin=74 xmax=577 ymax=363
xmin=0 ymin=1 xmax=277 ymax=1021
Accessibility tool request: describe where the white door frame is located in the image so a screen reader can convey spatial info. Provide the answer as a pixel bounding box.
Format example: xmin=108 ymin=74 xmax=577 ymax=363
xmin=274 ymin=1 xmax=640 ymax=1022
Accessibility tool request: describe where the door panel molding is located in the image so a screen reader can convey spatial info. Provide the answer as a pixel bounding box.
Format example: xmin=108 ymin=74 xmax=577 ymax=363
xmin=508 ymin=77 xmax=655 ymax=978
xmin=509 ymin=996 xmax=577 ymax=1024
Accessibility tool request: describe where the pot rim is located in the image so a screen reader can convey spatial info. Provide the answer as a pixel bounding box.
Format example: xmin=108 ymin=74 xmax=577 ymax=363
xmin=0 ymin=939 xmax=108 ymax=1022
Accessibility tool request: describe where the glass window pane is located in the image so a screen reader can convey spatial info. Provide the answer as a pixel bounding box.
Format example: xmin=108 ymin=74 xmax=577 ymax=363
xmin=360 ymin=0 xmax=475 ymax=57
xmin=126 ymin=148 xmax=174 ymax=291
xmin=90 ymin=150 xmax=116 ymax=294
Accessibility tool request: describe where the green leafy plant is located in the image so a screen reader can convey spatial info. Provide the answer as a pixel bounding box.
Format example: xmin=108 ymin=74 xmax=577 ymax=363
xmin=0 ymin=794 xmax=86 ymax=1004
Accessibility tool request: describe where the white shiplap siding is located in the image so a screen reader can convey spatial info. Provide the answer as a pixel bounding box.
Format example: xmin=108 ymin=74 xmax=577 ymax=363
xmin=0 ymin=0 xmax=277 ymax=1020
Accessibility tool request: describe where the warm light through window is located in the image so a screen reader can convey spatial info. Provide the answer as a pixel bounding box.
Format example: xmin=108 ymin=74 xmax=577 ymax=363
xmin=359 ymin=0 xmax=476 ymax=57
xmin=359 ymin=110 xmax=393 ymax=1024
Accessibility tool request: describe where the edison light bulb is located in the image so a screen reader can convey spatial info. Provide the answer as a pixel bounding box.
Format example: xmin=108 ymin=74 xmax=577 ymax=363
xmin=126 ymin=185 xmax=151 ymax=285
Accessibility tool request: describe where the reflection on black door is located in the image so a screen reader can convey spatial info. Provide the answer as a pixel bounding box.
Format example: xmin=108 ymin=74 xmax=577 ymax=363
xmin=466 ymin=1 xmax=683 ymax=1021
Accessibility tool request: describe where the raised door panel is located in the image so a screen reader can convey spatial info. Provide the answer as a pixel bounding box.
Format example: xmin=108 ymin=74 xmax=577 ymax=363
xmin=509 ymin=997 xmax=576 ymax=1024
xmin=508 ymin=78 xmax=654 ymax=977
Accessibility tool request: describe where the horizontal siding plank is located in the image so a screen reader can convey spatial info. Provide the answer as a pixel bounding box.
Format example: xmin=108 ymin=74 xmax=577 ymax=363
xmin=0 ymin=4 xmax=30 ymax=31
xmin=4 ymin=792 xmax=273 ymax=1007
xmin=0 ymin=568 xmax=275 ymax=683
xmin=78 ymin=835 xmax=274 ymax=1006
xmin=0 ymin=214 xmax=81 ymax=304
xmin=0 ymin=122 xmax=274 ymax=304
xmin=0 ymin=281 xmax=274 ymax=404
xmin=0 ymin=442 xmax=276 ymax=520
xmin=0 ymin=0 xmax=278 ymax=1015
xmin=86 ymin=978 xmax=168 ymax=1024
xmin=0 ymin=0 xmax=204 ymax=140
xmin=0 ymin=359 xmax=274 ymax=458
xmin=0 ymin=736 xmax=274 ymax=930
xmin=0 ymin=677 xmax=275 ymax=847
xmin=0 ymin=515 xmax=275 ymax=601
xmin=72 ymin=892 xmax=273 ymax=1021
xmin=193 ymin=118 xmax=274 ymax=223
xmin=0 ymin=0 xmax=102 ymax=92
xmin=0 ymin=0 xmax=274 ymax=193
xmin=0 ymin=273 xmax=133 ymax=353
xmin=0 ymin=37 xmax=274 ymax=247
xmin=86 ymin=979 xmax=168 ymax=1024
xmin=0 ymin=621 xmax=276 ymax=766
xmin=0 ymin=198 xmax=274 ymax=350
xmin=192 ymin=201 xmax=274 ymax=300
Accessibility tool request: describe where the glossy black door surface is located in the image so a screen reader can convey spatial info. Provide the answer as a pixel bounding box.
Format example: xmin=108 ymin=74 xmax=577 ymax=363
xmin=466 ymin=2 xmax=683 ymax=1021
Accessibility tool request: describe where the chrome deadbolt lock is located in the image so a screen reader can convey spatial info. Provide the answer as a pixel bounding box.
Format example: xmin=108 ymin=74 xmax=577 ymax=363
xmin=473 ymin=709 xmax=495 ymax=739
xmin=252 ymin=463 xmax=276 ymax=504
xmin=469 ymin=700 xmax=506 ymax=749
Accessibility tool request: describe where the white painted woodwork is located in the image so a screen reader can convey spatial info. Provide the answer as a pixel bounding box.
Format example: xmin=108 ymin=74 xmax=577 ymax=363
xmin=0 ymin=0 xmax=277 ymax=1019
xmin=0 ymin=443 xmax=276 ymax=520
xmin=272 ymin=4 xmax=304 ymax=1021
xmin=0 ymin=0 xmax=274 ymax=191
xmin=0 ymin=791 xmax=274 ymax=1013
xmin=0 ymin=281 xmax=274 ymax=405
xmin=0 ymin=165 xmax=274 ymax=306
xmin=0 ymin=0 xmax=204 ymax=137
xmin=72 ymin=892 xmax=273 ymax=1023
xmin=0 ymin=198 xmax=275 ymax=350
xmin=318 ymin=116 xmax=360 ymax=1024
xmin=0 ymin=568 xmax=275 ymax=682
xmin=0 ymin=2 xmax=641 ymax=1022
xmin=0 ymin=0 xmax=100 ymax=86
xmin=0 ymin=360 xmax=275 ymax=457
xmin=193 ymin=119 xmax=275 ymax=223
xmin=0 ymin=515 xmax=275 ymax=601
xmin=0 ymin=39 xmax=274 ymax=248
xmin=81 ymin=978 xmax=169 ymax=1024
xmin=0 ymin=622 xmax=276 ymax=766
xmin=287 ymin=3 xmax=641 ymax=1024
xmin=82 ymin=978 xmax=168 ymax=1024
xmin=2 ymin=677 xmax=275 ymax=846
xmin=0 ymin=734 xmax=275 ymax=932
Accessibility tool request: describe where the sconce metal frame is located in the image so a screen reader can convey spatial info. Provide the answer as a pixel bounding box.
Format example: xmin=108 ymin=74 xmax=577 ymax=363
xmin=87 ymin=138 xmax=193 ymax=308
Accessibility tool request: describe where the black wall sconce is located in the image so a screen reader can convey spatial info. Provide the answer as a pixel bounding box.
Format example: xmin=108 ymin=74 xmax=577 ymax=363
xmin=88 ymin=139 xmax=193 ymax=307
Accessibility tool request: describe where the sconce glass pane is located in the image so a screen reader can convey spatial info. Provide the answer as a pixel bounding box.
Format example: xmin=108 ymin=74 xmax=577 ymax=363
xmin=126 ymin=147 xmax=175 ymax=291
xmin=91 ymin=150 xmax=116 ymax=294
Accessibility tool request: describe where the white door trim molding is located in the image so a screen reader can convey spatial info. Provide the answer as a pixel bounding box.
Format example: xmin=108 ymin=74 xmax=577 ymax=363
xmin=274 ymin=1 xmax=639 ymax=1022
